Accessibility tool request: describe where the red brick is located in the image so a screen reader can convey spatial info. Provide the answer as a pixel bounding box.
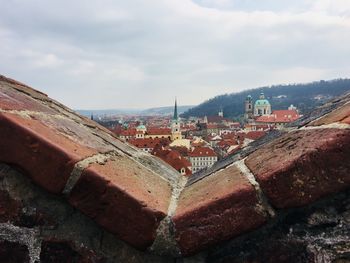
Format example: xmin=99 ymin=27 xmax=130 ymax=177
xmin=0 ymin=240 xmax=30 ymax=263
xmin=0 ymin=75 xmax=49 ymax=101
xmin=29 ymin=114 xmax=115 ymax=153
xmin=0 ymin=190 xmax=22 ymax=223
xmin=308 ymin=103 xmax=350 ymax=126
xmin=40 ymin=240 xmax=105 ymax=263
xmin=342 ymin=115 xmax=350 ymax=125
xmin=0 ymin=113 xmax=98 ymax=193
xmin=173 ymin=165 xmax=267 ymax=256
xmin=0 ymin=85 xmax=56 ymax=113
xmin=68 ymin=156 xmax=172 ymax=249
xmin=246 ymin=129 xmax=350 ymax=209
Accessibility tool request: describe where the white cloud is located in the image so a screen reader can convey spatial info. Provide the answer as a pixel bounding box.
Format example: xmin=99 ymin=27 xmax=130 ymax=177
xmin=21 ymin=51 xmax=64 ymax=69
xmin=0 ymin=0 xmax=349 ymax=109
xmin=310 ymin=0 xmax=350 ymax=16
xmin=68 ymin=60 xmax=95 ymax=76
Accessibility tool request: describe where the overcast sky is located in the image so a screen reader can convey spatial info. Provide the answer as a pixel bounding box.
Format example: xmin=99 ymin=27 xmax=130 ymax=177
xmin=1 ymin=0 xmax=350 ymax=109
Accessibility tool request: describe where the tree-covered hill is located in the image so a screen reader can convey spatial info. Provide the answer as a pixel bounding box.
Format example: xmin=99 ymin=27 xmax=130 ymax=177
xmin=181 ymin=79 xmax=350 ymax=119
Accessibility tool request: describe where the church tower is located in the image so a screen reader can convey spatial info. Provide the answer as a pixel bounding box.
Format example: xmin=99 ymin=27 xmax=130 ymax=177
xmin=244 ymin=95 xmax=253 ymax=120
xmin=171 ymin=98 xmax=182 ymax=141
xmin=203 ymin=115 xmax=208 ymax=124
xmin=254 ymin=92 xmax=271 ymax=116
xmin=218 ymin=107 xmax=224 ymax=117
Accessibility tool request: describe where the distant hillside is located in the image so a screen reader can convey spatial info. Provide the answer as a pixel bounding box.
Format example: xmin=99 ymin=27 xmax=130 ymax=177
xmin=77 ymin=105 xmax=194 ymax=117
xmin=76 ymin=109 xmax=141 ymax=117
xmin=181 ymin=79 xmax=350 ymax=119
xmin=140 ymin=105 xmax=193 ymax=116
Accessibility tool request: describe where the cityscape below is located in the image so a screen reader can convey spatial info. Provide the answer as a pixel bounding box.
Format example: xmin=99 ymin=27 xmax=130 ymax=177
xmin=96 ymin=93 xmax=301 ymax=176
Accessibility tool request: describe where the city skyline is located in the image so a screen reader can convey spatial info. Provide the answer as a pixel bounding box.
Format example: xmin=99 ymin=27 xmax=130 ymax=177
xmin=1 ymin=0 xmax=350 ymax=109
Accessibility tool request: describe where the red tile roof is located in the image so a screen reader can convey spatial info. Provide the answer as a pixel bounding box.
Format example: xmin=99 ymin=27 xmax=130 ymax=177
xmin=188 ymin=147 xmax=217 ymax=157
xmin=207 ymin=116 xmax=232 ymax=123
xmin=221 ymin=133 xmax=236 ymax=140
xmin=191 ymin=141 xmax=207 ymax=147
xmin=245 ymin=131 xmax=267 ymax=140
xmin=120 ymin=128 xmax=137 ymax=136
xmin=165 ymin=151 xmax=192 ymax=173
xmin=255 ymin=110 xmax=300 ymax=123
xmin=207 ymin=116 xmax=224 ymax=123
xmin=217 ymin=139 xmax=238 ymax=148
xmin=129 ymin=138 xmax=168 ymax=149
xmin=153 ymin=147 xmax=192 ymax=176
xmin=146 ymin=127 xmax=171 ymax=135
xmin=207 ymin=124 xmax=218 ymax=129
xmin=169 ymin=146 xmax=190 ymax=157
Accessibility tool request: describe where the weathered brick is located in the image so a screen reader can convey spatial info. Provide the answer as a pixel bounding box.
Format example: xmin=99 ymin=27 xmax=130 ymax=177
xmin=40 ymin=241 xmax=82 ymax=263
xmin=246 ymin=129 xmax=350 ymax=209
xmin=341 ymin=115 xmax=350 ymax=125
xmin=40 ymin=240 xmax=105 ymax=263
xmin=0 ymin=240 xmax=30 ymax=263
xmin=1 ymin=85 xmax=126 ymax=154
xmin=0 ymin=75 xmax=49 ymax=101
xmin=68 ymin=156 xmax=172 ymax=249
xmin=29 ymin=114 xmax=115 ymax=153
xmin=0 ymin=113 xmax=98 ymax=193
xmin=173 ymin=165 xmax=267 ymax=256
xmin=0 ymin=84 xmax=56 ymax=113
xmin=308 ymin=103 xmax=350 ymax=126
xmin=0 ymin=190 xmax=22 ymax=223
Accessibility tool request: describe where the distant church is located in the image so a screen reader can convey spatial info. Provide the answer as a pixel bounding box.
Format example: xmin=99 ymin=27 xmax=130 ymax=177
xmin=171 ymin=99 xmax=182 ymax=141
xmin=245 ymin=92 xmax=271 ymax=120
xmin=244 ymin=93 xmax=300 ymax=129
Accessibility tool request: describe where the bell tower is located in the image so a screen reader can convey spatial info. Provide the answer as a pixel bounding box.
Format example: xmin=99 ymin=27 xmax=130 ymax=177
xmin=171 ymin=98 xmax=182 ymax=141
xmin=244 ymin=95 xmax=253 ymax=120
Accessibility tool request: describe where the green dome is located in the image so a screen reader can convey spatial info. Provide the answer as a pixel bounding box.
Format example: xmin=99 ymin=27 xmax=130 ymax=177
xmin=255 ymin=99 xmax=270 ymax=106
xmin=137 ymin=124 xmax=146 ymax=129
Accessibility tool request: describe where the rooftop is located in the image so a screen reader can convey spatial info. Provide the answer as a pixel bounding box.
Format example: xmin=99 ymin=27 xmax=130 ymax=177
xmin=188 ymin=147 xmax=217 ymax=157
xmin=255 ymin=109 xmax=300 ymax=123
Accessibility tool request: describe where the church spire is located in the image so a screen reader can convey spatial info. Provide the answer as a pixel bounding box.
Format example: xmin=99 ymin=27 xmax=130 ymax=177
xmin=173 ymin=98 xmax=178 ymax=120
xmin=171 ymin=97 xmax=182 ymax=141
